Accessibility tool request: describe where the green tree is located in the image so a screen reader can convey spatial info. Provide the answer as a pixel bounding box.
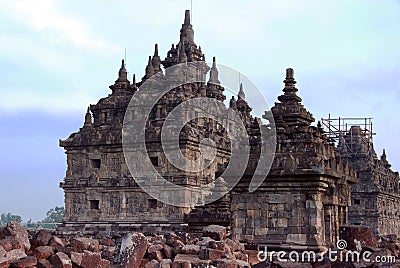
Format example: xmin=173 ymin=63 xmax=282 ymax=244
xmin=0 ymin=212 xmax=22 ymax=226
xmin=42 ymin=206 xmax=65 ymax=223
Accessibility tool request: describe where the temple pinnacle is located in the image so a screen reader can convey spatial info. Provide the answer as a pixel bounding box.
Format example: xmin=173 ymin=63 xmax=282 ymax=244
xmin=84 ymin=106 xmax=92 ymax=127
xmin=278 ymin=67 xmax=302 ymax=103
xmin=117 ymin=59 xmax=128 ymax=82
xmin=145 ymin=56 xmax=154 ymax=77
xmin=184 ymin=10 xmax=190 ymax=24
xmin=179 ymin=10 xmax=194 ymax=44
xmin=238 ymin=83 xmax=245 ymax=100
xmin=208 ymin=56 xmax=220 ymax=84
xmin=152 ymin=43 xmax=161 ymax=73
xmin=286 ymin=68 xmax=294 ymax=79
xmin=130 ymin=74 xmax=137 ymax=90
xmin=154 ymin=44 xmax=159 ymax=57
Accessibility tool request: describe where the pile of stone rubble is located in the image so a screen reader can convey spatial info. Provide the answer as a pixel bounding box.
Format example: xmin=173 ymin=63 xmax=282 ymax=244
xmin=1 ymin=222 xmax=400 ymax=268
xmin=0 ymin=221 xmax=111 ymax=267
xmin=0 ymin=223 xmax=254 ymax=268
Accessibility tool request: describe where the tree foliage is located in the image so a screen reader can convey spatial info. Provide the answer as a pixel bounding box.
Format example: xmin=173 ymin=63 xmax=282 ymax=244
xmin=42 ymin=206 xmax=65 ymax=223
xmin=0 ymin=212 xmax=22 ymax=226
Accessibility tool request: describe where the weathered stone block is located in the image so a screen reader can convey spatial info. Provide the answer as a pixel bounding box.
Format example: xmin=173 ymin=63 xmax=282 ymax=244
xmin=196 ymin=237 xmax=215 ymax=247
xmin=244 ymin=250 xmax=259 ymax=266
xmin=0 ymin=237 xmax=22 ymax=252
xmin=10 ymin=256 xmax=37 ymax=268
xmin=100 ymin=238 xmax=114 ymax=247
xmin=5 ymin=248 xmax=27 ymax=263
xmin=48 ymin=236 xmax=65 ymax=248
xmin=0 ymin=238 xmax=13 ymax=252
xmin=3 ymin=222 xmax=30 ymax=251
xmin=71 ymin=251 xmax=83 ymax=266
xmin=102 ymin=246 xmax=116 ymax=260
xmin=80 ymin=250 xmax=102 ymax=268
xmin=55 ymin=246 xmax=73 ymax=255
xmin=160 ymin=259 xmax=172 ymax=268
xmin=36 ymin=259 xmax=53 ymax=268
xmin=233 ymin=251 xmax=248 ymax=262
xmin=99 ymin=259 xmax=110 ymax=268
xmin=140 ymin=258 xmax=150 ymax=268
xmin=203 ymin=225 xmax=226 ymax=241
xmin=49 ymin=252 xmax=72 ymax=268
xmin=32 ymin=229 xmax=52 ymax=248
xmin=145 ymin=259 xmax=159 ymax=268
xmin=173 ymin=240 xmax=185 ymax=255
xmin=148 ymin=243 xmax=164 ymax=254
xmin=236 ymin=259 xmax=251 ymax=268
xmin=165 ymin=234 xmax=185 ymax=248
xmin=149 ymin=250 xmax=163 ymax=262
xmin=71 ymin=237 xmax=99 ymax=253
xmin=213 ymin=258 xmax=237 ymax=268
xmin=173 ymin=254 xmax=201 ymax=267
xmin=224 ymin=238 xmax=244 ymax=253
xmin=119 ymin=233 xmax=148 ymax=268
xmin=207 ymin=248 xmax=225 ymax=261
xmin=162 ymin=245 xmax=173 ymax=259
xmin=33 ymin=246 xmax=54 ymax=260
xmin=181 ymin=244 xmax=200 ymax=255
xmin=0 ymin=257 xmax=10 ymax=268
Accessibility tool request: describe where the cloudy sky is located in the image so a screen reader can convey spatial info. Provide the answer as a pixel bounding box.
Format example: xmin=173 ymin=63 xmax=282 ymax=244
xmin=0 ymin=0 xmax=399 ymax=221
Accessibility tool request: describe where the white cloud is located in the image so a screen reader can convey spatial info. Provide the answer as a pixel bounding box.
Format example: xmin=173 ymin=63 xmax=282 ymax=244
xmin=0 ymin=0 xmax=120 ymax=53
xmin=0 ymin=0 xmax=399 ymax=116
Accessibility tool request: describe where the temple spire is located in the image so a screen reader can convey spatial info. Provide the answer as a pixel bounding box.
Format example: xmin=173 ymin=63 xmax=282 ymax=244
xmin=109 ymin=59 xmax=131 ymax=94
xmin=179 ymin=10 xmax=194 ymax=44
xmin=284 ymin=68 xmax=296 ymax=90
xmin=152 ymin=43 xmax=162 ymax=73
xmin=238 ymin=83 xmax=245 ymax=100
xmin=145 ymin=56 xmax=154 ymax=77
xmin=381 ymin=149 xmax=387 ymax=162
xmin=154 ymin=43 xmax=159 ymax=56
xmin=381 ymin=149 xmax=391 ymax=167
xmin=278 ymin=68 xmax=302 ymax=103
xmin=162 ymin=10 xmax=205 ymax=68
xmin=84 ymin=106 xmax=92 ymax=127
xmin=130 ymin=74 xmax=137 ymax=92
xmin=208 ymin=57 xmax=220 ymax=84
xmin=235 ymin=83 xmax=252 ymax=124
xmin=272 ymin=68 xmax=315 ymax=127
xmin=116 ymin=59 xmax=129 ymax=83
xmin=184 ymin=9 xmax=190 ymax=24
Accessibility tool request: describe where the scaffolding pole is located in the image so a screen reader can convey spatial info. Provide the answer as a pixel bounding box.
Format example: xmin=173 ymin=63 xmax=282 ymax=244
xmin=321 ymin=116 xmax=375 ymax=151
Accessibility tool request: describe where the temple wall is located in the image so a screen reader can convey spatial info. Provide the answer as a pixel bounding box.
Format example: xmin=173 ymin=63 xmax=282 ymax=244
xmin=230 ymin=176 xmax=351 ymax=251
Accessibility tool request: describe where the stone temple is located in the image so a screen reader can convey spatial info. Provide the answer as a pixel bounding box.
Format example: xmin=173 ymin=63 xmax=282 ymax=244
xmin=338 ymin=127 xmax=400 ymax=235
xmin=59 ymin=10 xmax=400 ymax=251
